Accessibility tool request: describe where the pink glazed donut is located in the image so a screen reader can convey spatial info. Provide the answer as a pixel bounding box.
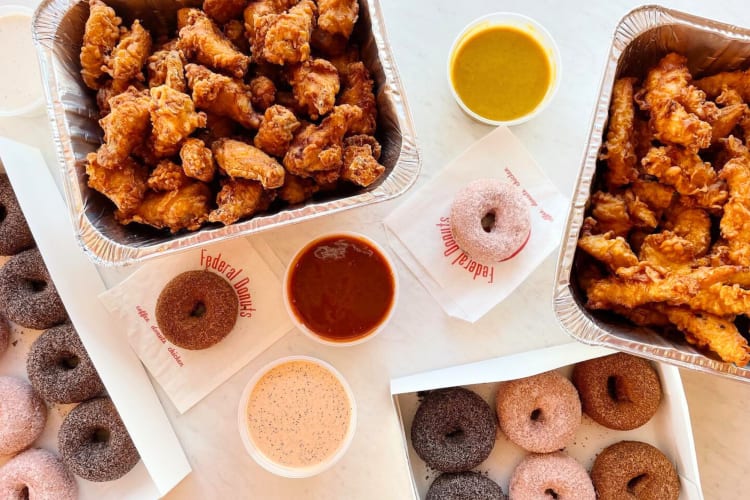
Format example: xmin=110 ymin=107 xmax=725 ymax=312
xmin=0 ymin=448 xmax=77 ymax=500
xmin=0 ymin=376 xmax=47 ymax=456
xmin=509 ymin=452 xmax=596 ymax=500
xmin=449 ymin=179 xmax=531 ymax=264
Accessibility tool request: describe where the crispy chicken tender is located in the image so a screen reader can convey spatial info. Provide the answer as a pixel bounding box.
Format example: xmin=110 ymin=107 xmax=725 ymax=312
xmin=212 ymin=138 xmax=285 ymax=188
xmin=106 ymin=20 xmax=152 ymax=83
xmin=147 ymin=160 xmax=191 ymax=191
xmin=249 ymin=76 xmax=277 ymax=111
xmin=638 ymin=231 xmax=698 ymax=271
xmin=208 ymin=178 xmax=274 ymax=225
xmin=664 ymin=205 xmax=711 ymax=257
xmin=317 ymin=0 xmax=359 ymax=39
xmin=283 ymin=104 xmax=363 ymax=177
xmin=341 ymin=134 xmax=385 ymax=187
xmin=148 ymin=85 xmax=207 ymax=158
xmin=185 ymin=64 xmax=262 ymax=129
xmin=86 ymin=153 xmax=148 ymax=214
xmin=337 ymin=61 xmax=377 ymax=135
xmin=180 ymin=138 xmax=215 ymax=182
xmin=288 ymin=58 xmax=340 ymax=119
xmin=254 ymin=105 xmax=301 ymax=157
xmin=641 ymin=145 xmax=718 ymax=196
xmin=694 ymin=68 xmax=750 ymax=101
xmin=578 ymin=231 xmax=639 ymax=272
xmin=589 ymin=191 xmax=631 ymax=237
xmin=80 ymin=0 xmax=122 ymax=90
xmin=96 ymin=87 xmax=151 ymax=168
xmin=278 ymin=173 xmax=319 ymax=204
xmin=178 ymin=8 xmax=250 ymax=78
xmin=203 ymin=0 xmax=248 ymax=24
xmin=117 ymin=181 xmax=212 ymax=232
xmin=252 ymin=0 xmax=316 ymax=65
xmin=147 ymin=50 xmax=186 ymax=91
xmin=719 ymin=154 xmax=750 ymax=266
xmin=602 ymin=77 xmax=638 ymax=188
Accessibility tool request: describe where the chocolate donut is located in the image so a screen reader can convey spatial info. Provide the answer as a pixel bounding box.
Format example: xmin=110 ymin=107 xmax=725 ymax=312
xmin=0 ymin=173 xmax=34 ymax=256
xmin=58 ymin=397 xmax=140 ymax=482
xmin=156 ymin=270 xmax=239 ymax=350
xmin=450 ymin=179 xmax=531 ymax=264
xmin=0 ymin=248 xmax=67 ymax=330
xmin=410 ymin=387 xmax=497 ymax=473
xmin=572 ymin=353 xmax=661 ymax=430
xmin=0 ymin=312 xmax=9 ymax=357
xmin=509 ymin=452 xmax=596 ymax=500
xmin=27 ymin=323 xmax=105 ymax=404
xmin=496 ymin=371 xmax=581 ymax=453
xmin=0 ymin=376 xmax=47 ymax=456
xmin=591 ymin=441 xmax=680 ymax=500
xmin=0 ymin=448 xmax=77 ymax=500
xmin=427 ymin=472 xmax=505 ymax=500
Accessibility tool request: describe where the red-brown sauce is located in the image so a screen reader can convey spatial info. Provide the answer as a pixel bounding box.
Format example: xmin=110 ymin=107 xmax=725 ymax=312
xmin=287 ymin=235 xmax=396 ymax=342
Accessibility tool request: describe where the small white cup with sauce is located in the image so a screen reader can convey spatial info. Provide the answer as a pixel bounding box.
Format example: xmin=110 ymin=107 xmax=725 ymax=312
xmin=237 ymin=355 xmax=357 ymax=478
xmin=0 ymin=5 xmax=46 ymax=118
xmin=447 ymin=12 xmax=562 ymax=126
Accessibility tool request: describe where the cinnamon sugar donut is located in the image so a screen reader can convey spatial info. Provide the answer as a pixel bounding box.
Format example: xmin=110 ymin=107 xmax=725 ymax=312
xmin=450 ymin=179 xmax=531 ymax=264
xmin=156 ymin=270 xmax=239 ymax=350
xmin=591 ymin=441 xmax=680 ymax=500
xmin=509 ymin=452 xmax=595 ymax=500
xmin=0 ymin=448 xmax=77 ymax=500
xmin=0 ymin=173 xmax=34 ymax=256
xmin=496 ymin=371 xmax=581 ymax=453
xmin=0 ymin=376 xmax=47 ymax=456
xmin=572 ymin=353 xmax=661 ymax=430
xmin=427 ymin=472 xmax=505 ymax=500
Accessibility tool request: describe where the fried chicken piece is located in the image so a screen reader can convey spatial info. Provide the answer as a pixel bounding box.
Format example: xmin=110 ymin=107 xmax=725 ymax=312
xmin=710 ymin=103 xmax=747 ymax=144
xmin=243 ymin=0 xmax=279 ymax=40
xmin=96 ymin=87 xmax=151 ymax=168
xmin=612 ymin=305 xmax=672 ymax=328
xmin=252 ymin=0 xmax=316 ymax=65
xmin=96 ymin=77 xmax=142 ymax=117
xmin=180 ymin=138 xmax=215 ymax=182
xmin=694 ymin=68 xmax=750 ymax=101
xmin=178 ymin=8 xmax=250 ymax=78
xmin=719 ymin=154 xmax=750 ymax=265
xmin=638 ymin=231 xmax=698 ymax=271
xmin=640 ymin=53 xmax=714 ymax=149
xmin=336 ymin=62 xmax=377 ymax=135
xmin=623 ymin=189 xmax=658 ymax=229
xmin=185 ymin=64 xmax=262 ymax=129
xmin=664 ymin=205 xmax=711 ymax=257
xmin=147 ymin=160 xmax=191 ymax=191
xmin=278 ymin=173 xmax=319 ymax=204
xmin=631 ymin=178 xmax=675 ymax=210
xmin=341 ymin=134 xmax=384 ymax=187
xmin=288 ymin=58 xmax=340 ymax=119
xmin=254 ymin=105 xmax=301 ymax=157
xmin=106 ymin=20 xmax=152 ymax=83
xmin=249 ymin=76 xmax=276 ymax=111
xmin=204 ymin=0 xmax=248 ymax=24
xmin=148 ymin=85 xmax=207 ymax=158
xmin=147 ymin=49 xmax=186 ymax=91
xmin=589 ymin=191 xmax=631 ymax=237
xmin=578 ymin=231 xmax=639 ymax=272
xmin=317 ymin=0 xmax=359 ymax=39
xmin=284 ymin=104 xmax=363 ymax=177
xmin=86 ymin=152 xmax=148 ymax=214
xmin=208 ymin=178 xmax=274 ymax=225
xmin=656 ymin=306 xmax=750 ymax=366
xmin=196 ymin=112 xmax=237 ymax=146
xmin=602 ymin=77 xmax=638 ymax=189
xmin=117 ymin=181 xmax=212 ymax=233
xmin=80 ymin=0 xmax=121 ymax=90
xmin=641 ymin=145 xmax=718 ymax=196
xmin=223 ymin=19 xmax=250 ymax=53
xmin=213 ymin=138 xmax=285 ymax=188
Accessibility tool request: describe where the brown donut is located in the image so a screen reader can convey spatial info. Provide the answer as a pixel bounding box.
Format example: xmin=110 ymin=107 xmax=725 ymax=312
xmin=591 ymin=441 xmax=680 ymax=500
xmin=572 ymin=353 xmax=661 ymax=430
xmin=0 ymin=173 xmax=34 ymax=256
xmin=156 ymin=270 xmax=239 ymax=350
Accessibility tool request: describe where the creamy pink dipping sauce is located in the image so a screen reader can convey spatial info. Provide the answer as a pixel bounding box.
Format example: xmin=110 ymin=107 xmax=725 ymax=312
xmin=246 ymin=360 xmax=351 ymax=468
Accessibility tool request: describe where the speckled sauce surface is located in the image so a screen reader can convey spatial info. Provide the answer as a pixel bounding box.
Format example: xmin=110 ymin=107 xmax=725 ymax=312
xmin=246 ymin=360 xmax=352 ymax=468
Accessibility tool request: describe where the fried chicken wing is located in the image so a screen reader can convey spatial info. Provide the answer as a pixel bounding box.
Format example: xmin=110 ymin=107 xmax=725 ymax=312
xmin=117 ymin=181 xmax=212 ymax=232
xmin=254 ymin=105 xmax=301 ymax=157
xmin=249 ymin=75 xmax=276 ymax=110
xmin=602 ymin=77 xmax=638 ymax=188
xmin=80 ymin=0 xmax=121 ymax=90
xmin=694 ymin=68 xmax=750 ymax=101
xmin=208 ymin=178 xmax=274 ymax=225
xmin=252 ymin=0 xmax=316 ymax=65
xmin=180 ymin=138 xmax=215 ymax=182
xmin=212 ymin=138 xmax=285 ymax=188
xmin=148 ymin=85 xmax=207 ymax=158
xmin=147 ymin=49 xmax=186 ymax=91
xmin=106 ymin=20 xmax=152 ymax=83
xmin=337 ymin=61 xmax=377 ymax=135
xmin=147 ymin=160 xmax=191 ymax=191
xmin=86 ymin=152 xmax=148 ymax=214
xmin=317 ymin=0 xmax=358 ymax=39
xmin=204 ymin=0 xmax=248 ymax=24
xmin=278 ymin=173 xmax=319 ymax=204
xmin=288 ymin=58 xmax=340 ymax=119
xmin=341 ymin=134 xmax=384 ymax=187
xmin=185 ymin=64 xmax=262 ymax=129
xmin=178 ymin=8 xmax=250 ymax=78
xmin=96 ymin=87 xmax=151 ymax=168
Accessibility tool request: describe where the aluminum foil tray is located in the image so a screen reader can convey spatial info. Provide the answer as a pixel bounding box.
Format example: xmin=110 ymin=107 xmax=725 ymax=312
xmin=31 ymin=0 xmax=420 ymax=266
xmin=554 ymin=5 xmax=750 ymax=381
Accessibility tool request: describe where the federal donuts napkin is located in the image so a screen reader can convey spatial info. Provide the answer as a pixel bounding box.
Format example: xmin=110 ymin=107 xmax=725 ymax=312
xmin=383 ymin=126 xmax=568 ymax=322
xmin=99 ymin=237 xmax=293 ymax=413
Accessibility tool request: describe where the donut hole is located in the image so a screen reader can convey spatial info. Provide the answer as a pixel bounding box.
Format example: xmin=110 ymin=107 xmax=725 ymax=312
xmin=57 ymin=353 xmax=80 ymax=371
xmin=544 ymin=488 xmax=560 ymax=499
xmin=607 ymin=375 xmax=629 ymax=402
xmin=480 ymin=211 xmax=496 ymax=233
xmin=90 ymin=427 xmax=111 ymax=445
xmin=19 ymin=486 xmax=29 ymax=500
xmin=190 ymin=301 xmax=207 ymax=318
xmin=627 ymin=473 xmax=648 ymax=493
xmin=530 ymin=408 xmax=543 ymax=422
xmin=25 ymin=278 xmax=48 ymax=293
xmin=444 ymin=427 xmax=465 ymax=443
xmin=0 ymin=203 xmax=6 ymax=224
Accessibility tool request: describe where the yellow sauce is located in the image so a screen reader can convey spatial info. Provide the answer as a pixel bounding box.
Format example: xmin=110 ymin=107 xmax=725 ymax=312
xmin=450 ymin=25 xmax=552 ymax=122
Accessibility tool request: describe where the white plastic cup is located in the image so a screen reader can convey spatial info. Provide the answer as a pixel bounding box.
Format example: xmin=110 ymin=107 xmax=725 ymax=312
xmin=237 ymin=355 xmax=357 ymax=478
xmin=283 ymin=232 xmax=399 ymax=347
xmin=447 ymin=12 xmax=562 ymax=126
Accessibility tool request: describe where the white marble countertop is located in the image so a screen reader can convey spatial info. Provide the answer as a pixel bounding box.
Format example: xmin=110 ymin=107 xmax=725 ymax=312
xmin=3 ymin=0 xmax=750 ymax=498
